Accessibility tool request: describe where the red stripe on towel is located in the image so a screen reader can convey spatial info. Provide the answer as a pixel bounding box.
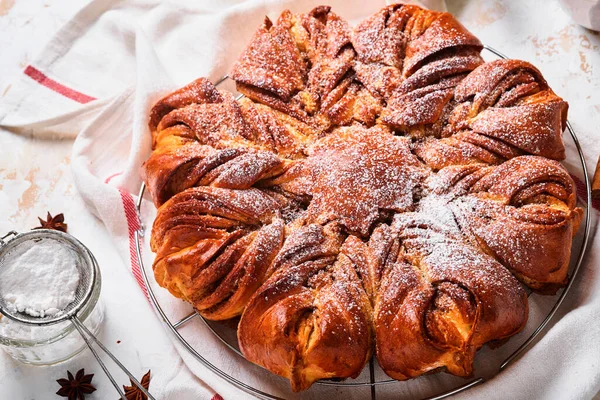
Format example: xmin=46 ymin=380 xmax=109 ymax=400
xmin=118 ymin=188 xmax=149 ymax=299
xmin=104 ymin=172 xmax=123 ymax=184
xmin=23 ymin=65 xmax=96 ymax=104
xmin=211 ymin=394 xmax=224 ymax=400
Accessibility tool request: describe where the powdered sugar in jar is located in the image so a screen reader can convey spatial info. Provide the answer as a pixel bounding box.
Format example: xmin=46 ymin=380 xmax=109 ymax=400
xmin=0 ymin=230 xmax=104 ymax=365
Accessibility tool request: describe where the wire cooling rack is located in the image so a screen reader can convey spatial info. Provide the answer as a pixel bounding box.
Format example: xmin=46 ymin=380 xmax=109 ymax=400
xmin=133 ymin=45 xmax=592 ymax=400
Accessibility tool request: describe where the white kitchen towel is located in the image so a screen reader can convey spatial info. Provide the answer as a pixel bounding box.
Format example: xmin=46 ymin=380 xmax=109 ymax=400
xmin=1 ymin=0 xmax=599 ymax=399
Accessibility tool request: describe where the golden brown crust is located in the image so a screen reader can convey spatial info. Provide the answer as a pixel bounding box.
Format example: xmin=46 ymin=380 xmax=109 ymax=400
xmin=443 ymin=157 xmax=582 ymax=292
xmin=148 ymin=78 xmax=224 ymax=146
xmin=151 ymin=187 xmax=289 ymax=320
xmin=141 ymin=3 xmax=580 ymax=392
xmin=238 ymin=223 xmax=373 ymax=391
xmin=372 ymin=223 xmax=528 ymax=379
xmin=414 ymin=59 xmax=568 ymax=168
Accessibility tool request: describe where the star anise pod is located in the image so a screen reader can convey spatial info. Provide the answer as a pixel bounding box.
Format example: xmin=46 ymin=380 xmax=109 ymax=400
xmin=56 ymin=368 xmax=96 ymax=400
xmin=34 ymin=211 xmax=68 ymax=232
xmin=122 ymin=370 xmax=151 ymax=400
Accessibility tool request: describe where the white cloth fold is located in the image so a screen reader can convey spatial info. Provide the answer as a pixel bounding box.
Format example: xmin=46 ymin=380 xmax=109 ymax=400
xmin=1 ymin=0 xmax=599 ymax=399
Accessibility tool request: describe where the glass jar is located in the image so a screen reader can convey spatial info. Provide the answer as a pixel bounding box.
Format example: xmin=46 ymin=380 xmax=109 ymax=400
xmin=0 ymin=230 xmax=104 ymax=365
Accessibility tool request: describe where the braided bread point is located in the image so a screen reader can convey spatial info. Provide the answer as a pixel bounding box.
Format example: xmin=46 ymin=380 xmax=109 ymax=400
xmin=151 ymin=187 xmax=287 ymax=320
xmin=238 ymin=223 xmax=373 ymax=391
xmin=231 ymin=6 xmax=382 ymax=129
xmin=438 ymin=156 xmax=582 ymax=292
xmin=371 ymin=221 xmax=528 ymax=380
xmin=414 ymin=60 xmax=568 ymax=169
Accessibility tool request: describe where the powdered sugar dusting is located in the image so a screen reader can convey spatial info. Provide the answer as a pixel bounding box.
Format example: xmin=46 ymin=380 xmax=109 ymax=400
xmin=0 ymin=238 xmax=80 ymax=318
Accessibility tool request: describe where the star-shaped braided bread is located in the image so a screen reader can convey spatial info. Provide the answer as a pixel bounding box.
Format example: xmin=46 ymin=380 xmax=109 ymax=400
xmin=142 ymin=4 xmax=582 ymax=392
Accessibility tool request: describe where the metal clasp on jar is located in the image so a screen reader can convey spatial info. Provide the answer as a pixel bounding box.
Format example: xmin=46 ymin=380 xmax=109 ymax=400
xmin=0 ymin=231 xmax=18 ymax=247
